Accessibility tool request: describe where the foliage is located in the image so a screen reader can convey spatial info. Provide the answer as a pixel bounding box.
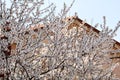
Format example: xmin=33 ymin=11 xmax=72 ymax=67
xmin=0 ymin=0 xmax=120 ymax=80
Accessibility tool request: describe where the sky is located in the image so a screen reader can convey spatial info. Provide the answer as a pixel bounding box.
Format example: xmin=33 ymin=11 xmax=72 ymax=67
xmin=5 ymin=0 xmax=120 ymax=41
xmin=45 ymin=0 xmax=120 ymax=42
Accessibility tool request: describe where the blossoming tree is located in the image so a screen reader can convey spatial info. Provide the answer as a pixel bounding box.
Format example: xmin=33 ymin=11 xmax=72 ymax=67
xmin=0 ymin=0 xmax=120 ymax=80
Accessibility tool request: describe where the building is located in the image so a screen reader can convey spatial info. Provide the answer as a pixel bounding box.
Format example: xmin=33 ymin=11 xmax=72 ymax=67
xmin=29 ymin=16 xmax=120 ymax=79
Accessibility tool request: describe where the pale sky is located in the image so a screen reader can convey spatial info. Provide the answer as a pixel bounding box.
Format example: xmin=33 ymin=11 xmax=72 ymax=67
xmin=45 ymin=0 xmax=120 ymax=42
xmin=6 ymin=0 xmax=120 ymax=41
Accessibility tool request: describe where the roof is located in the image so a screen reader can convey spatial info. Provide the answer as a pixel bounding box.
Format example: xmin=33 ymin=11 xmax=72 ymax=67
xmin=29 ymin=16 xmax=120 ymax=48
